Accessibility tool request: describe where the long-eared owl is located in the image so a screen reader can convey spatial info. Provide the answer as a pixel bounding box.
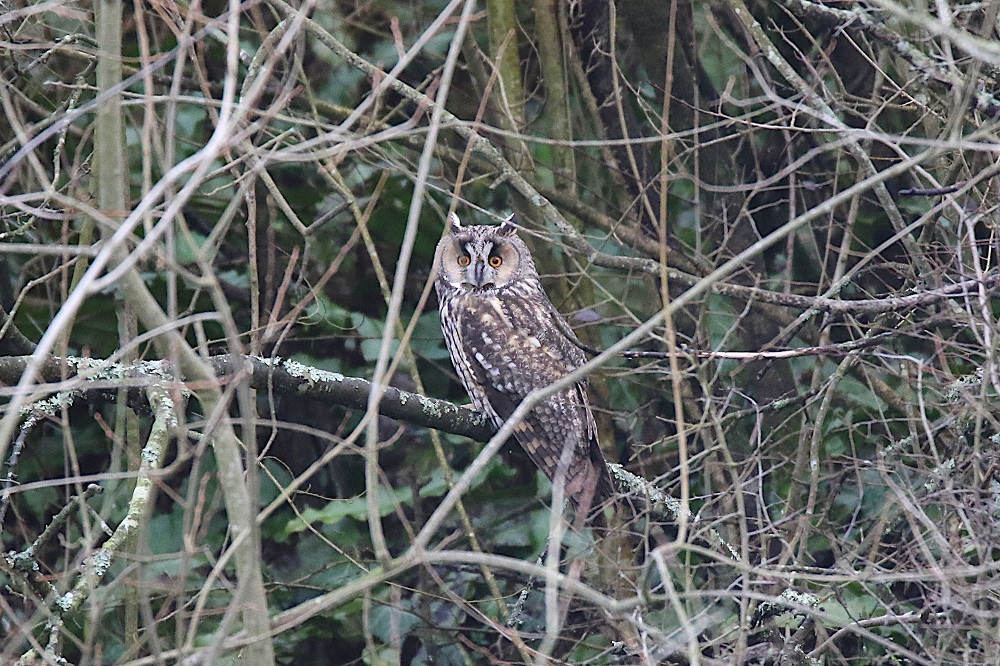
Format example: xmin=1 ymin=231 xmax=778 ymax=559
xmin=434 ymin=213 xmax=614 ymax=522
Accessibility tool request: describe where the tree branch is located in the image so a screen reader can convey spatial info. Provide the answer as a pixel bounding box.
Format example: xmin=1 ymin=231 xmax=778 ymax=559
xmin=0 ymin=354 xmax=495 ymax=443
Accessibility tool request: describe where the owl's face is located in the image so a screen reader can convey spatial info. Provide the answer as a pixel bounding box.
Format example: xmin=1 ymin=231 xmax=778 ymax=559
xmin=435 ymin=215 xmax=537 ymax=294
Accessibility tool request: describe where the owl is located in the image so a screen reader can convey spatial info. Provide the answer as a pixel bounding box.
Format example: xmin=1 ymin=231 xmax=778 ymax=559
xmin=434 ymin=213 xmax=614 ymax=524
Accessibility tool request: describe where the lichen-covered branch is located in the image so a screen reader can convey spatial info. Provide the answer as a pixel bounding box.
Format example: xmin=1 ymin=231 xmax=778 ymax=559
xmin=0 ymin=354 xmax=495 ymax=445
xmin=9 ymin=382 xmax=175 ymax=664
xmin=776 ymin=0 xmax=1000 ymax=115
xmin=2 ymin=484 xmax=104 ymax=606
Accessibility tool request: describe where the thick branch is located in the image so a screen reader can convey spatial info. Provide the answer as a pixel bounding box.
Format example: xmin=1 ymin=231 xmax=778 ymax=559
xmin=0 ymin=354 xmax=495 ymax=442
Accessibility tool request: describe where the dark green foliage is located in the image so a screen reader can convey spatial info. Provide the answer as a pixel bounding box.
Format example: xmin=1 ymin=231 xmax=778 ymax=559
xmin=2 ymin=0 xmax=1000 ymax=663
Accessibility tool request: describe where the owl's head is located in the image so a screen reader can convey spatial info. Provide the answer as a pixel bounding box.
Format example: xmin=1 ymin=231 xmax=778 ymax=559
xmin=434 ymin=213 xmax=539 ymax=293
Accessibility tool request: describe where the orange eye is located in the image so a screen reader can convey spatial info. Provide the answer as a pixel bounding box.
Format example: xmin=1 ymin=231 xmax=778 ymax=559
xmin=457 ymin=255 xmax=471 ymax=267
xmin=488 ymin=255 xmax=503 ymax=268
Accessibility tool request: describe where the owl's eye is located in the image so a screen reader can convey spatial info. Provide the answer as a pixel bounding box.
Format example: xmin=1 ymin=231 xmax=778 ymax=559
xmin=457 ymin=255 xmax=471 ymax=267
xmin=488 ymin=255 xmax=503 ymax=268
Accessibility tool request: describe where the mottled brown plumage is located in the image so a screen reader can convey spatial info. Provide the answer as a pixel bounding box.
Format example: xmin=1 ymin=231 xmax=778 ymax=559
xmin=434 ymin=214 xmax=614 ymax=523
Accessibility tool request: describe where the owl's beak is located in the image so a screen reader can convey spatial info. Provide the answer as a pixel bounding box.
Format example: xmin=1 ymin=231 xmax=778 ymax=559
xmin=467 ymin=262 xmax=493 ymax=288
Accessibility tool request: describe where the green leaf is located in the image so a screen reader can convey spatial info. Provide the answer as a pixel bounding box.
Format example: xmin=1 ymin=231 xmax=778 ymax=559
xmin=174 ymin=231 xmax=207 ymax=264
xmin=369 ymin=604 xmax=421 ymax=644
xmin=282 ymin=485 xmax=412 ymax=537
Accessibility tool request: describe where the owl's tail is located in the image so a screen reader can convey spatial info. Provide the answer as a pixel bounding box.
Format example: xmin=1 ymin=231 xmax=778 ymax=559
xmin=564 ymin=441 xmax=616 ymax=529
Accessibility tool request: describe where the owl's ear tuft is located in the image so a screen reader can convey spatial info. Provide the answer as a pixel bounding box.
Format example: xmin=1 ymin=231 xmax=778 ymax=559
xmin=447 ymin=212 xmax=463 ymax=232
xmin=498 ymin=213 xmax=519 ymax=236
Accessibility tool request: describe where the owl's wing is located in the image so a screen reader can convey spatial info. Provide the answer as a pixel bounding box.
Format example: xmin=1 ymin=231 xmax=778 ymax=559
xmin=457 ymin=295 xmax=613 ymax=516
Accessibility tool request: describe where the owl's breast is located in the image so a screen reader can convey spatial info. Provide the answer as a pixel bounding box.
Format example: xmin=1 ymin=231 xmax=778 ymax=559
xmin=460 ymin=293 xmax=576 ymax=368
